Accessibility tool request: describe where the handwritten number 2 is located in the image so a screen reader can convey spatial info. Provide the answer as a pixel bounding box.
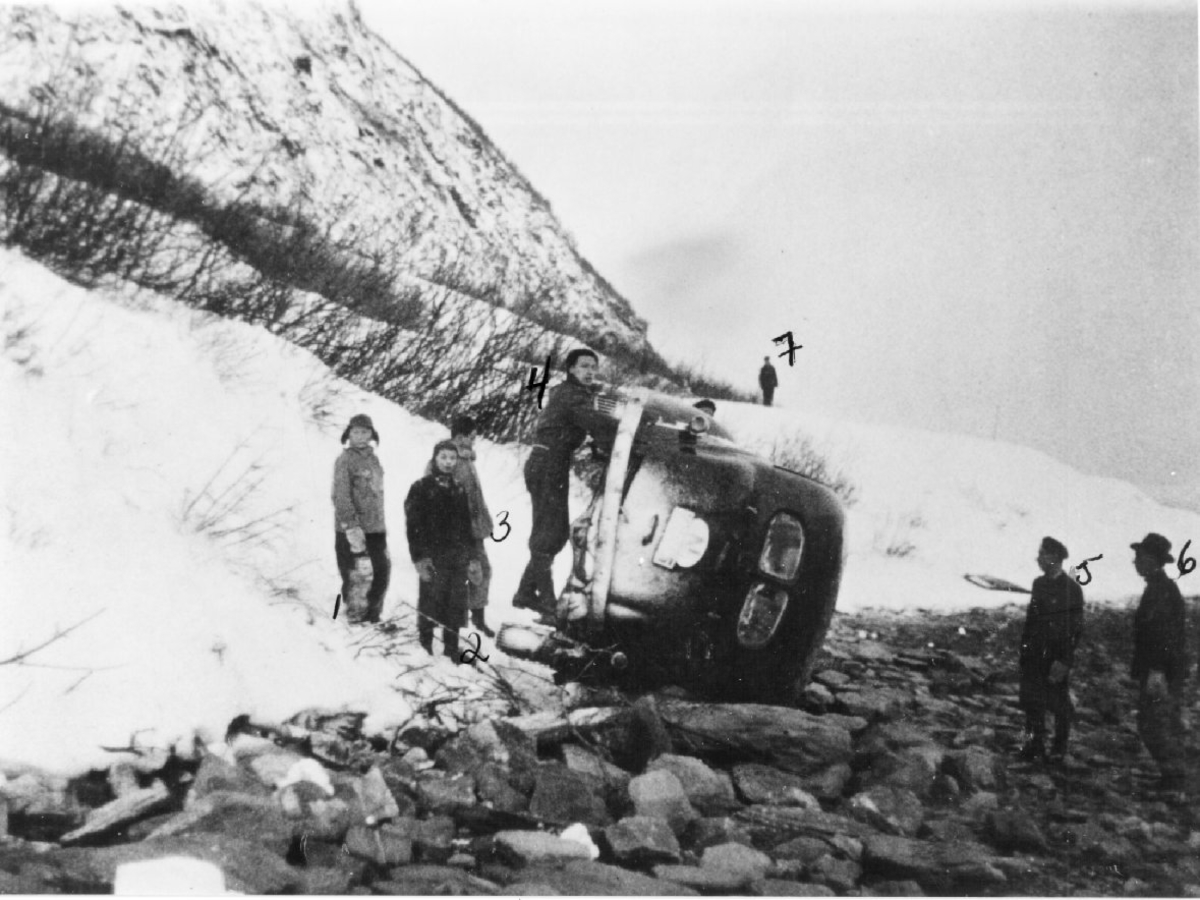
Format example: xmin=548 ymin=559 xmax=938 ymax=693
xmin=490 ymin=511 xmax=511 ymax=543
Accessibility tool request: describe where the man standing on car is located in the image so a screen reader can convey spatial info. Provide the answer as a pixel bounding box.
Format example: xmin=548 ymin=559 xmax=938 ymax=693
xmin=513 ymin=348 xmax=604 ymax=619
xmin=1017 ymin=536 xmax=1084 ymax=763
xmin=1129 ymin=532 xmax=1191 ymax=793
xmin=759 ymin=356 xmax=778 ymax=407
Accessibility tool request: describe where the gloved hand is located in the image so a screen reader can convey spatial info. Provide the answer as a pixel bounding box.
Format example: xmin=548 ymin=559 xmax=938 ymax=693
xmin=466 ymin=559 xmax=484 ymax=586
xmin=415 ymin=558 xmax=435 ymax=583
xmin=1145 ymin=671 xmax=1169 ymax=699
xmin=1048 ymin=661 xmax=1069 ymax=684
xmin=345 ymin=527 xmax=367 ymax=554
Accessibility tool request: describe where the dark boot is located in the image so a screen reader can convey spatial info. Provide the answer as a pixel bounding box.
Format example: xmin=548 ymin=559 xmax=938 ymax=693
xmin=418 ymin=624 xmax=433 ymax=655
xmin=1018 ymin=737 xmax=1046 ymax=762
xmin=443 ymin=629 xmax=460 ymax=664
xmin=471 ymin=608 xmax=495 ymax=638
xmin=512 ymin=560 xmax=542 ymax=610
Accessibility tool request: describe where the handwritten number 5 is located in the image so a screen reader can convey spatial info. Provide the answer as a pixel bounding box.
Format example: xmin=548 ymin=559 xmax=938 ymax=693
xmin=490 ymin=511 xmax=511 ymax=543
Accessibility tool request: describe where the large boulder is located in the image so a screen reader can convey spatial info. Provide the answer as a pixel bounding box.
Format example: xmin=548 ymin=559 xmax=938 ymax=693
xmin=493 ymin=830 xmax=596 ymax=867
xmin=628 ymin=770 xmax=698 ymax=836
xmin=848 ymin=787 xmax=924 ymax=837
xmin=731 ymin=763 xmax=821 ymax=808
xmin=862 ymin=834 xmax=1007 ymax=893
xmin=518 ymin=859 xmax=692 ymax=895
xmin=146 ymin=790 xmax=296 ymax=854
xmin=647 ymin=755 xmax=738 ymax=814
xmin=529 ymin=765 xmax=610 ymax=827
xmin=942 ymin=748 xmax=1006 ymax=794
xmin=604 ymin=816 xmax=682 ymax=866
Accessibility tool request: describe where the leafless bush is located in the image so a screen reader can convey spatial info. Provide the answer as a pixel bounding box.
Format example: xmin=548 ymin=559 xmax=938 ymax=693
xmin=873 ymin=511 xmax=925 ymax=558
xmin=179 ymin=442 xmax=293 ymax=551
xmin=762 ymin=432 xmax=858 ymax=507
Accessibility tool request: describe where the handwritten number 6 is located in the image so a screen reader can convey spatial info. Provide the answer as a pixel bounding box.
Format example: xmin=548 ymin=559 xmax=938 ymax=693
xmin=490 ymin=511 xmax=511 ymax=543
xmin=1179 ymin=539 xmax=1196 ymax=578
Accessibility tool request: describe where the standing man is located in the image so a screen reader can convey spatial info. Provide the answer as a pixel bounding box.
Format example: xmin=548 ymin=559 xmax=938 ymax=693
xmin=758 ymin=356 xmax=778 ymax=407
xmin=1017 ymin=537 xmax=1085 ymax=762
xmin=513 ymin=348 xmax=604 ymax=619
xmin=447 ymin=416 xmax=495 ymax=637
xmin=1129 ymin=532 xmax=1191 ymax=792
xmin=332 ymin=413 xmax=390 ymax=624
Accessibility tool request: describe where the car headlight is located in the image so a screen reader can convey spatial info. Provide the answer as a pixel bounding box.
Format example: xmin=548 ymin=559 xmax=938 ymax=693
xmin=737 ymin=582 xmax=790 ymax=649
xmin=758 ymin=512 xmax=805 ymax=581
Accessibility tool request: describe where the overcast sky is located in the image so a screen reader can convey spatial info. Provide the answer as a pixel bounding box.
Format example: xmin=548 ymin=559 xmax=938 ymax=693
xmin=356 ymin=0 xmax=1198 ymax=508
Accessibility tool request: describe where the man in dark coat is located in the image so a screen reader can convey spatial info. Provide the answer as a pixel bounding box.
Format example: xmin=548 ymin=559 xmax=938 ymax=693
xmin=405 ymin=440 xmax=481 ymax=660
xmin=758 ymin=356 xmax=778 ymax=406
xmin=1129 ymin=532 xmax=1191 ymax=791
xmin=1018 ymin=536 xmax=1085 ymax=762
xmin=513 ymin=348 xmax=604 ymax=618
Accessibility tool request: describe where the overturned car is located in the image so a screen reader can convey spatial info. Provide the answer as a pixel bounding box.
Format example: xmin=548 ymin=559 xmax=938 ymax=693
xmin=499 ymin=389 xmax=845 ymax=702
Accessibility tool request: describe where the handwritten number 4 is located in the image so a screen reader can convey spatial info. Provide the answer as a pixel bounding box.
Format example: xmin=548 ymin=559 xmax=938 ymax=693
xmin=525 ymin=354 xmax=553 ymax=409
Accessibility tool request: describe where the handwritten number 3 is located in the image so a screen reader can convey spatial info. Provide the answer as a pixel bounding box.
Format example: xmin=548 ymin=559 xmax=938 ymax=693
xmin=490 ymin=511 xmax=511 ymax=543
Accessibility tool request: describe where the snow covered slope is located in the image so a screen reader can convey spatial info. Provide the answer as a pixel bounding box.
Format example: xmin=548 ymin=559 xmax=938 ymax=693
xmin=3 ymin=247 xmax=1197 ymax=772
xmin=0 ymin=0 xmax=646 ymax=352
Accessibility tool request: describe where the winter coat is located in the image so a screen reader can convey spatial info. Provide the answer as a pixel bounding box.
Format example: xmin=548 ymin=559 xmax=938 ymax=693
xmin=529 ymin=375 xmax=604 ymax=468
xmin=404 ymin=473 xmax=474 ymax=563
xmin=1132 ymin=570 xmax=1189 ymax=686
xmin=423 ymin=438 xmax=493 ymax=541
xmin=1019 ymin=572 xmax=1084 ymax=675
xmin=759 ymin=363 xmax=778 ymax=390
xmin=332 ymin=445 xmax=385 ymax=533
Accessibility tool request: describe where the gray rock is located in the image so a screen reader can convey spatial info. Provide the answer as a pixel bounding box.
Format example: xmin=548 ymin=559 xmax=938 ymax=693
xmin=245 ymin=748 xmax=307 ymax=789
xmin=107 ymin=763 xmax=141 ymax=799
xmin=189 ymin=754 xmax=271 ymax=800
xmin=942 ymin=748 xmax=1005 ymax=794
xmin=356 ymin=766 xmax=400 ymax=822
xmin=700 ymin=841 xmax=772 ymax=881
xmin=687 ymin=816 xmax=755 ymax=851
xmin=344 ymin=823 xmax=413 ymax=866
xmin=417 ymin=772 xmax=477 ymax=813
xmin=146 ymin=790 xmax=295 ymax=854
xmin=985 ymin=809 xmax=1049 ymax=853
xmin=861 ymin=747 xmax=942 ymax=798
xmin=929 ymin=773 xmax=962 ymax=804
xmin=476 ymin=763 xmax=530 ymax=813
xmin=628 ymin=769 xmax=698 ymax=835
xmin=838 ymin=687 xmax=906 ymax=720
xmin=647 ymin=755 xmax=738 ymax=814
xmin=60 ymin=780 xmax=173 ymax=845
xmin=299 ymin=866 xmax=358 ymax=895
xmin=529 ymin=765 xmax=609 ymax=827
xmin=372 ymin=864 xmax=498 ymax=895
xmin=498 ymin=881 xmax=561 ymax=895
xmin=732 ymin=763 xmax=821 ymax=808
xmin=848 ymin=786 xmax=924 ymax=837
xmin=814 ymin=669 xmax=851 ymax=688
xmin=522 ymin=859 xmax=692 ymax=895
xmin=493 ymin=830 xmax=595 ymax=866
xmin=414 ymin=814 xmax=456 ymax=863
xmin=653 ymin=862 xmax=756 ymax=892
xmin=768 ymin=835 xmax=830 ymax=864
xmin=811 ymin=853 xmax=863 ymax=892
xmin=800 ymin=763 xmax=852 ymax=801
xmin=801 ymin=682 xmax=835 ymax=711
xmin=830 ymin=833 xmax=864 ymax=861
xmin=562 ymin=745 xmax=631 ymax=790
xmin=861 ymin=878 xmax=925 ymax=896
xmin=758 ymin=879 xmax=836 ymax=896
xmin=862 ymin=834 xmax=1006 ymax=892
xmin=736 ymin=805 xmax=876 ymax=846
xmin=604 ymin=815 xmax=681 ymax=865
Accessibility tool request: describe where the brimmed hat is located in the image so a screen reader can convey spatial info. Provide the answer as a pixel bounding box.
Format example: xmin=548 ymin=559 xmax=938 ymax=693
xmin=1130 ymin=532 xmax=1174 ymax=564
xmin=1039 ymin=536 xmax=1069 ymax=561
xmin=341 ymin=414 xmax=380 ymax=445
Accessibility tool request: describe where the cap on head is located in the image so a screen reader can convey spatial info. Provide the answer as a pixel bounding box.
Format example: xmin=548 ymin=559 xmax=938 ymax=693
xmin=341 ymin=413 xmax=380 ymax=445
xmin=693 ymin=399 xmax=716 ymax=415
xmin=1039 ymin=536 xmax=1068 ymax=561
xmin=563 ymin=348 xmax=598 ymax=373
xmin=1130 ymin=532 xmax=1174 ymax=565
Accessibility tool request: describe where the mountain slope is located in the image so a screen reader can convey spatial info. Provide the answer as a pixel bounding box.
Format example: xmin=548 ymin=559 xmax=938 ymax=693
xmin=0 ymin=0 xmax=646 ymax=353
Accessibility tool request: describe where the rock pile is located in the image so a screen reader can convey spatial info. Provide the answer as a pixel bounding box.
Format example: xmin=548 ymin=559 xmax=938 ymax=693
xmin=1 ymin=604 xmax=1198 ymax=895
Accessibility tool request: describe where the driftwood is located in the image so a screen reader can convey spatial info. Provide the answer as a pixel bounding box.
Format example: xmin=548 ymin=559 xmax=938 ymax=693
xmin=655 ymin=700 xmax=859 ymax=777
xmin=503 ymin=706 xmax=630 ymax=748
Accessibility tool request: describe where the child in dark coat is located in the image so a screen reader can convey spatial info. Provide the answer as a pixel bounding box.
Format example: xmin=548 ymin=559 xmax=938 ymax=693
xmin=405 ymin=440 xmax=481 ymax=660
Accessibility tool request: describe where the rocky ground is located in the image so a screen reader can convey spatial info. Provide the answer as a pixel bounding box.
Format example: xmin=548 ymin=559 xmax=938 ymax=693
xmin=2 ymin=601 xmax=1198 ymax=896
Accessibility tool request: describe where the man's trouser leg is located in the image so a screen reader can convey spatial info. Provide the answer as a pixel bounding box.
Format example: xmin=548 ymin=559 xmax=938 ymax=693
xmin=335 ymin=531 xmax=354 ymax=609
xmin=516 ymin=450 xmax=569 ymax=613
xmin=1048 ymin=680 xmax=1073 ymax=753
xmin=1138 ymin=676 xmax=1188 ymax=781
xmin=364 ymin=532 xmax=391 ymax=623
xmin=417 ymin=577 xmax=436 ymax=652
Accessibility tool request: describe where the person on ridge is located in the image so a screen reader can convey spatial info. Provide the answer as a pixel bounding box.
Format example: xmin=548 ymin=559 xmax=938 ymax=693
xmin=405 ymin=440 xmax=481 ymax=660
xmin=424 ymin=415 xmax=495 ymax=637
xmin=1017 ymin=536 xmax=1084 ymax=763
xmin=513 ymin=348 xmax=605 ymax=619
xmin=758 ymin=356 xmax=778 ymax=407
xmin=332 ymin=413 xmax=390 ymax=624
xmin=1128 ymin=532 xmax=1192 ymax=793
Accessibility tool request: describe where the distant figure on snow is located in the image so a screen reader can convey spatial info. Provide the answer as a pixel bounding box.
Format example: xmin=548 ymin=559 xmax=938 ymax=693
xmin=424 ymin=416 xmax=495 ymax=637
xmin=332 ymin=414 xmax=390 ymax=624
xmin=693 ymin=398 xmax=717 ymax=416
xmin=406 ymin=440 xmax=482 ymax=661
xmin=1017 ymin=536 xmax=1084 ymax=763
xmin=513 ymin=348 xmax=604 ymax=620
xmin=758 ymin=356 xmax=778 ymax=407
xmin=1128 ymin=532 xmax=1192 ymax=792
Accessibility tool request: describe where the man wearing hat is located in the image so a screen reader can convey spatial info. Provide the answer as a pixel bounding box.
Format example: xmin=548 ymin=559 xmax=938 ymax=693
xmin=332 ymin=414 xmax=389 ymax=623
xmin=1017 ymin=536 xmax=1085 ymax=762
xmin=1129 ymin=532 xmax=1191 ymax=792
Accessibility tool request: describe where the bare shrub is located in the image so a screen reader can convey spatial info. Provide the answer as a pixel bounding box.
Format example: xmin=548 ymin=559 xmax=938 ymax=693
xmin=179 ymin=442 xmax=293 ymax=551
xmin=761 ymin=432 xmax=858 ymax=507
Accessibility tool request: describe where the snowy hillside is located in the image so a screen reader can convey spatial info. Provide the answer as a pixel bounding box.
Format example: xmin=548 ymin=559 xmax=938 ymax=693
xmin=4 ymin=246 xmax=1199 ymax=774
xmin=0 ymin=0 xmax=646 ymax=352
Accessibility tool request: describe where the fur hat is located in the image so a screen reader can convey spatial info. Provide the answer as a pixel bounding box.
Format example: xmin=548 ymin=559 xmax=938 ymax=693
xmin=1130 ymin=532 xmax=1174 ymax=565
xmin=1039 ymin=536 xmax=1069 ymax=561
xmin=341 ymin=414 xmax=380 ymax=445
